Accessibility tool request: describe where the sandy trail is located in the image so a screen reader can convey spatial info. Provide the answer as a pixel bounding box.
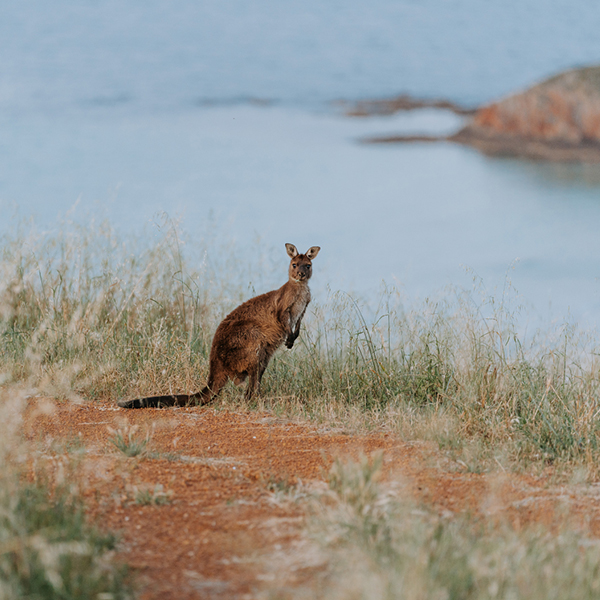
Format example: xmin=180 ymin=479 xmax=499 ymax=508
xmin=23 ymin=399 xmax=600 ymax=599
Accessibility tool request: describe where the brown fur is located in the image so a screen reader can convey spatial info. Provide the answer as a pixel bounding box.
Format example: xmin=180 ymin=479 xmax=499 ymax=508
xmin=118 ymin=243 xmax=320 ymax=409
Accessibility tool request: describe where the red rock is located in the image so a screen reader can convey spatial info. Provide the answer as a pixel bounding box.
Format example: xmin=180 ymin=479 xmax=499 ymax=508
xmin=452 ymin=66 xmax=600 ymax=161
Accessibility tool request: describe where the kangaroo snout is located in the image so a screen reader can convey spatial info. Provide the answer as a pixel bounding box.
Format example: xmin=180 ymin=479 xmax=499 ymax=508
xmin=297 ymin=268 xmax=309 ymax=280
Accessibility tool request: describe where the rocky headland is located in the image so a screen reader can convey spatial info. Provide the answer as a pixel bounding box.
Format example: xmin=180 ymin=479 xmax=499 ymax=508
xmin=357 ymin=66 xmax=600 ymax=162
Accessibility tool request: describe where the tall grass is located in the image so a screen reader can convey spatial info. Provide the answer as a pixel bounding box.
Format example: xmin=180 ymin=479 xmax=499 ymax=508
xmin=0 ymin=217 xmax=265 ymax=400
xmin=0 ymin=382 xmax=129 ymax=598
xmin=303 ymin=455 xmax=600 ymax=600
xmin=267 ymin=286 xmax=600 ymax=468
xmin=2 ymin=219 xmax=600 ymax=468
xmin=3 ymin=218 xmax=600 ymax=596
xmin=0 ymin=479 xmax=129 ymax=599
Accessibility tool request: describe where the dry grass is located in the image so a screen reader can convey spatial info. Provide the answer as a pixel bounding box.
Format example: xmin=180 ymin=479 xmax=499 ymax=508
xmin=0 ymin=385 xmax=130 ymax=598
xmin=3 ymin=219 xmax=600 ymax=473
xmin=4 ymin=217 xmax=600 ymax=597
xmin=300 ymin=454 xmax=600 ymax=600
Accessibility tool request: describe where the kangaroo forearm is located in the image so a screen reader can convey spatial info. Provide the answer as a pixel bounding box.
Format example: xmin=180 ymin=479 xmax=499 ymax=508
xmin=293 ymin=306 xmax=306 ymax=337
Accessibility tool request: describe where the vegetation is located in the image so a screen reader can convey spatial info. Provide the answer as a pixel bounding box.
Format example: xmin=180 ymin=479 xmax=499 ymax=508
xmin=306 ymin=454 xmax=600 ymax=600
xmin=132 ymin=484 xmax=172 ymax=507
xmin=3 ymin=219 xmax=600 ymax=597
xmin=0 ymin=382 xmax=129 ymax=598
xmin=108 ymin=425 xmax=149 ymax=458
xmin=2 ymin=220 xmax=600 ymax=470
xmin=0 ymin=481 xmax=129 ymax=599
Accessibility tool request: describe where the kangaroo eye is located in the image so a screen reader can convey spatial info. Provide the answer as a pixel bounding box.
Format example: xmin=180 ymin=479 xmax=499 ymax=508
xmin=292 ymin=264 xmax=297 ymax=268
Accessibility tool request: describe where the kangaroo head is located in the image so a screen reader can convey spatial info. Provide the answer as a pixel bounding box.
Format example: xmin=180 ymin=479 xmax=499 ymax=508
xmin=285 ymin=243 xmax=320 ymax=283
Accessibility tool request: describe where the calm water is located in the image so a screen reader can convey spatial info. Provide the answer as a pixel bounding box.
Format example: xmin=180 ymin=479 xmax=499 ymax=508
xmin=3 ymin=1 xmax=600 ymax=326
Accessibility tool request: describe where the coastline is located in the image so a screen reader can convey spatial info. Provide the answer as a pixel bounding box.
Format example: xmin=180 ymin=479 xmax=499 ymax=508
xmin=338 ymin=94 xmax=475 ymax=117
xmin=347 ymin=67 xmax=600 ymax=163
xmin=360 ymin=126 xmax=600 ymax=163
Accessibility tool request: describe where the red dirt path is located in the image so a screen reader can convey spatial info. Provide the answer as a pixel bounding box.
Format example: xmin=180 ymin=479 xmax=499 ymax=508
xmin=23 ymin=399 xmax=600 ymax=599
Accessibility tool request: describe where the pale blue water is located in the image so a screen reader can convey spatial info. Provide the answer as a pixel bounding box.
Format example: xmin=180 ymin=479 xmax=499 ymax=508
xmin=3 ymin=1 xmax=600 ymax=110
xmin=3 ymin=1 xmax=600 ymax=326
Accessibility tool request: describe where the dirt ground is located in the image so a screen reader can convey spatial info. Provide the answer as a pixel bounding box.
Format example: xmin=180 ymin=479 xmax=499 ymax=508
xmin=22 ymin=398 xmax=600 ymax=599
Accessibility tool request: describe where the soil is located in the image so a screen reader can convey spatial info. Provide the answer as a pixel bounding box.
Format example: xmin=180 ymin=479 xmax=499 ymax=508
xmin=22 ymin=398 xmax=600 ymax=599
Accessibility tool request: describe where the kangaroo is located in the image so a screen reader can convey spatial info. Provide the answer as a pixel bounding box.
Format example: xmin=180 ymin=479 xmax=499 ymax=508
xmin=118 ymin=243 xmax=320 ymax=409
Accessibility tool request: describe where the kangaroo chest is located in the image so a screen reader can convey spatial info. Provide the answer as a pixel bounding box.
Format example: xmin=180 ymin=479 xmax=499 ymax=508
xmin=287 ymin=286 xmax=311 ymax=330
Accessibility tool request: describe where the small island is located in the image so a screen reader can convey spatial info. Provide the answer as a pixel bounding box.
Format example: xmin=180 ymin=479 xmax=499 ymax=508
xmin=357 ymin=66 xmax=600 ymax=162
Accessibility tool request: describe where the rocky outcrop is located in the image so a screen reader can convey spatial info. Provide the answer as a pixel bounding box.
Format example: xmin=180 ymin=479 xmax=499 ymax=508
xmin=358 ymin=66 xmax=600 ymax=162
xmin=451 ymin=66 xmax=600 ymax=161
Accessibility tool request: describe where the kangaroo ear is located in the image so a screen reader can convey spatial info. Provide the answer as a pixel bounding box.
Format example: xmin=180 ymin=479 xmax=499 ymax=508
xmin=306 ymin=246 xmax=320 ymax=260
xmin=285 ymin=243 xmax=298 ymax=258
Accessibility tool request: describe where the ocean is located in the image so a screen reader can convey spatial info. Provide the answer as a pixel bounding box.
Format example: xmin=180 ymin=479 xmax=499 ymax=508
xmin=3 ymin=1 xmax=600 ymax=326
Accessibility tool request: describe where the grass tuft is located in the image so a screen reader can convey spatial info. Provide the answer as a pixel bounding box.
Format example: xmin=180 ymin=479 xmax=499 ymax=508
xmin=133 ymin=484 xmax=172 ymax=506
xmin=108 ymin=426 xmax=149 ymax=458
xmin=0 ymin=480 xmax=129 ymax=599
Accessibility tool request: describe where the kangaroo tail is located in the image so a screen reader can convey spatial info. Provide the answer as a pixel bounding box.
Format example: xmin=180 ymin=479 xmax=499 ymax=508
xmin=118 ymin=387 xmax=214 ymax=409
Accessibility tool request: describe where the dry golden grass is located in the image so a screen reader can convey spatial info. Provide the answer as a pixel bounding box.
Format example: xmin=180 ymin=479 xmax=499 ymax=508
xmin=4 ymin=217 xmax=600 ymax=597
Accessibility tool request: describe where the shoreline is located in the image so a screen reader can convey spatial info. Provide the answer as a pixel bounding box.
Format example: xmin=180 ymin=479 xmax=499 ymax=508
xmin=360 ymin=126 xmax=600 ymax=163
xmin=346 ymin=78 xmax=600 ymax=163
xmin=339 ymin=94 xmax=475 ymax=117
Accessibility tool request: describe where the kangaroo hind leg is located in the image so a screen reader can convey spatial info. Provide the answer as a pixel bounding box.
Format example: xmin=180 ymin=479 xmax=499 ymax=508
xmin=244 ymin=349 xmax=271 ymax=402
xmin=244 ymin=369 xmax=259 ymax=402
xmin=257 ymin=352 xmax=271 ymax=386
xmin=195 ymin=366 xmax=229 ymax=405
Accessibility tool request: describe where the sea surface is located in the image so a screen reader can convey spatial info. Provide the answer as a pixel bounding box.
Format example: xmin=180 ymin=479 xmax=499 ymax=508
xmin=3 ymin=1 xmax=600 ymax=327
